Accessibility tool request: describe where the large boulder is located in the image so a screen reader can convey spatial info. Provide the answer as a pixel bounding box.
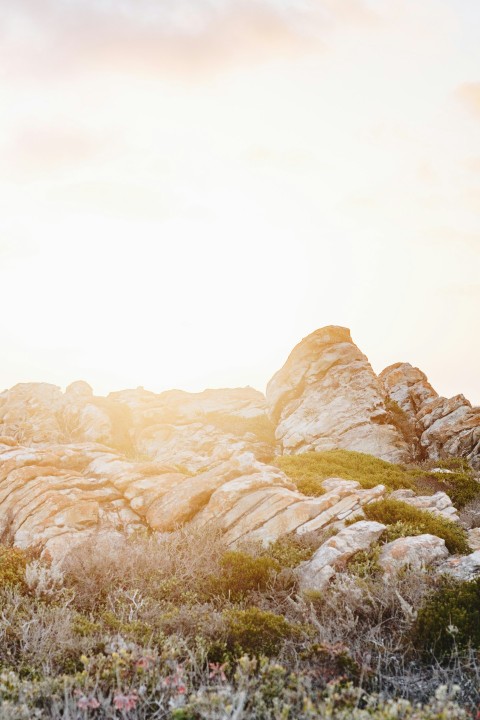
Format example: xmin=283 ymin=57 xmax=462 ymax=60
xmin=381 ymin=363 xmax=480 ymax=469
xmin=378 ymin=534 xmax=449 ymax=574
xmin=0 ymin=442 xmax=144 ymax=561
xmin=439 ymin=550 xmax=480 ymax=581
xmin=297 ymin=520 xmax=386 ymax=591
xmin=266 ymin=326 xmax=410 ymax=462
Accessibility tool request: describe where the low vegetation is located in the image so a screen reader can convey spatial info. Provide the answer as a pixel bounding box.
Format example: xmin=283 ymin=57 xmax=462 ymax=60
xmin=0 ymin=451 xmax=478 ymax=717
xmin=276 ymin=449 xmax=419 ymax=494
xmin=413 ymin=576 xmax=480 ymax=658
xmin=277 ymin=450 xmax=480 ymax=512
xmin=363 ymin=498 xmax=471 ymax=554
xmin=0 ymin=522 xmax=479 ymax=718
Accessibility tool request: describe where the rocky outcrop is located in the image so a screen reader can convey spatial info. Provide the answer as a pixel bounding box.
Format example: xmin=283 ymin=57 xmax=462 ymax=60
xmin=266 ymin=326 xmax=409 ymax=462
xmin=389 ymin=489 xmax=459 ymax=521
xmin=0 ymin=441 xmax=144 ymax=561
xmin=1 ymin=325 xmax=479 ymax=562
xmin=297 ymin=520 xmax=386 ymax=591
xmin=196 ymin=476 xmax=386 ymax=547
xmin=378 ymin=535 xmax=449 ymax=574
xmin=381 ymin=363 xmax=480 ymax=469
xmin=0 ymin=382 xmax=123 ymax=448
xmin=0 ymin=437 xmax=388 ymax=561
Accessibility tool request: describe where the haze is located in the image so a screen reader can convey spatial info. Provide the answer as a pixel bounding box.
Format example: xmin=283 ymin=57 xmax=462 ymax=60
xmin=1 ymin=0 xmax=479 ymax=403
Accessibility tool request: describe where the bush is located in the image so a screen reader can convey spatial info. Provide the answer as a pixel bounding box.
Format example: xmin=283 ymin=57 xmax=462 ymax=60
xmin=0 ymin=546 xmax=29 ymax=590
xmin=264 ymin=533 xmax=318 ymax=568
xmin=225 ymin=608 xmax=296 ymax=656
xmin=413 ymin=577 xmax=480 ymax=657
xmin=413 ymin=458 xmax=479 ymax=509
xmin=347 ymin=545 xmax=382 ymax=578
xmin=276 ymin=450 xmax=418 ymax=496
xmin=208 ymin=551 xmax=280 ymax=601
xmin=362 ymin=499 xmax=471 ymax=554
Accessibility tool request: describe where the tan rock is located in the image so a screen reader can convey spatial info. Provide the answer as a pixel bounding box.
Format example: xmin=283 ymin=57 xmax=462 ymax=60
xmin=381 ymin=363 xmax=480 ymax=469
xmin=439 ymin=550 xmax=480 ymax=581
xmin=297 ymin=520 xmax=386 ymax=591
xmin=389 ymin=489 xmax=459 ymax=521
xmin=379 ymin=534 xmax=449 ymax=573
xmin=267 ymin=326 xmax=410 ymax=462
xmin=468 ymin=528 xmax=480 ymax=551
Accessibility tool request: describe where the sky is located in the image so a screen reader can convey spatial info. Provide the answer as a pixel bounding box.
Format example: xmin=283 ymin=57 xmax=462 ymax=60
xmin=0 ymin=0 xmax=479 ymax=403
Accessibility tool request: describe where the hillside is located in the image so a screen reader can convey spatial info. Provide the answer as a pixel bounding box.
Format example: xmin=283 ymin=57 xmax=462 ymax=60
xmin=0 ymin=326 xmax=480 ymax=718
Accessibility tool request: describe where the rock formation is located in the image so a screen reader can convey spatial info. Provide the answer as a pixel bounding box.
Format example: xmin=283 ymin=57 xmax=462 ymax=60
xmin=380 ymin=363 xmax=480 ymax=469
xmin=378 ymin=534 xmax=449 ymax=574
xmin=389 ymin=489 xmax=459 ymax=521
xmin=266 ymin=326 xmax=410 ymax=462
xmin=0 ymin=325 xmax=478 ymax=562
xmin=297 ymin=520 xmax=386 ymax=591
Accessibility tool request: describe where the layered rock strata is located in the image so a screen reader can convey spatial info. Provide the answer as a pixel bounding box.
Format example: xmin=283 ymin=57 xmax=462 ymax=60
xmin=381 ymin=363 xmax=480 ymax=469
xmin=266 ymin=326 xmax=410 ymax=462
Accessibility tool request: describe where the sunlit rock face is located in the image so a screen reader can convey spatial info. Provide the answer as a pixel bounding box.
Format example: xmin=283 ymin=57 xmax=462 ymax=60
xmin=0 ymin=382 xmax=116 ymax=447
xmin=0 ymin=442 xmax=144 ymax=561
xmin=108 ymin=386 xmax=274 ymax=471
xmin=381 ymin=362 xmax=480 ymax=469
xmin=1 ymin=325 xmax=478 ymax=561
xmin=266 ymin=326 xmax=410 ymax=463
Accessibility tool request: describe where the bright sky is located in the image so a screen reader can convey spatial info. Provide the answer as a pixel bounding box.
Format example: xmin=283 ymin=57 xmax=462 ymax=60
xmin=1 ymin=0 xmax=479 ymax=403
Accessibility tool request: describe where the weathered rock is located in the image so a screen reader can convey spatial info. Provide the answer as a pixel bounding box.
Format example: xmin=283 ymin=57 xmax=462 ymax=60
xmin=0 ymin=443 xmax=144 ymax=560
xmin=267 ymin=326 xmax=410 ymax=462
xmin=0 ymin=382 xmax=115 ymax=447
xmin=381 ymin=363 xmax=480 ymax=469
xmin=439 ymin=550 xmax=480 ymax=581
xmin=468 ymin=528 xmax=480 ymax=551
xmin=389 ymin=489 xmax=459 ymax=521
xmin=109 ymin=386 xmax=273 ymax=471
xmin=379 ymin=534 xmax=449 ymax=573
xmin=297 ymin=520 xmax=386 ymax=591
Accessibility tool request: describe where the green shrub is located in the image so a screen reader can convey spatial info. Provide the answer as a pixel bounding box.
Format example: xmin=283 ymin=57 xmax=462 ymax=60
xmin=265 ymin=534 xmax=317 ymax=568
xmin=0 ymin=546 xmax=29 ymax=590
xmin=347 ymin=545 xmax=382 ymax=578
xmin=413 ymin=577 xmax=480 ymax=657
xmin=413 ymin=458 xmax=479 ymax=509
xmin=225 ymin=607 xmax=296 ymax=656
xmin=382 ymin=520 xmax=424 ymax=543
xmin=208 ymin=551 xmax=280 ymax=601
xmin=276 ymin=450 xmax=418 ymax=496
xmin=363 ymin=499 xmax=471 ymax=554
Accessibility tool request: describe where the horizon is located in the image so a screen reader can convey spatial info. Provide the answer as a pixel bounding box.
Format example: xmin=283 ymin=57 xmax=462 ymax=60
xmin=1 ymin=0 xmax=479 ymax=404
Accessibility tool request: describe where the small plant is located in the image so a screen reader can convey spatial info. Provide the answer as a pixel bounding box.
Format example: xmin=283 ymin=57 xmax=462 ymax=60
xmin=208 ymin=551 xmax=280 ymax=601
xmin=0 ymin=546 xmax=30 ymax=590
xmin=225 ymin=608 xmax=297 ymax=656
xmin=347 ymin=545 xmax=382 ymax=578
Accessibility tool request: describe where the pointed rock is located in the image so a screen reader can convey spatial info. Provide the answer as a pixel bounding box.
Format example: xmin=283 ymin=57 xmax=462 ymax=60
xmin=267 ymin=326 xmax=409 ymax=462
